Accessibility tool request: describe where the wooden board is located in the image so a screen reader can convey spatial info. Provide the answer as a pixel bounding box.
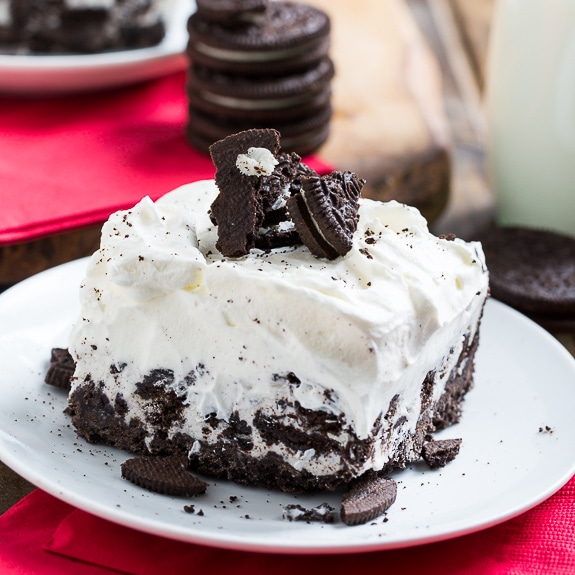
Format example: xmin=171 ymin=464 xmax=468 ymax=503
xmin=309 ymin=0 xmax=451 ymax=223
xmin=448 ymin=0 xmax=494 ymax=90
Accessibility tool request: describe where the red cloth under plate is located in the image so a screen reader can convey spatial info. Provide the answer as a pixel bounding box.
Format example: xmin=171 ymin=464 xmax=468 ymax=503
xmin=0 ymin=482 xmax=574 ymax=575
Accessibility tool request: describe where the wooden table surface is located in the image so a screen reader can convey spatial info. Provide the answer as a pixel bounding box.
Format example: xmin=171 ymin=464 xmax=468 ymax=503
xmin=1 ymin=0 xmax=573 ymax=516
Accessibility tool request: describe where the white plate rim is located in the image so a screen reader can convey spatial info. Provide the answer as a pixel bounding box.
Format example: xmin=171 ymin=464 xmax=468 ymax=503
xmin=0 ymin=258 xmax=574 ymax=555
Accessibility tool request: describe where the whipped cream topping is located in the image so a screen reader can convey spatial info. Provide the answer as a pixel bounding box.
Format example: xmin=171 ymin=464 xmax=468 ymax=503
xmin=69 ymin=180 xmax=488 ymax=475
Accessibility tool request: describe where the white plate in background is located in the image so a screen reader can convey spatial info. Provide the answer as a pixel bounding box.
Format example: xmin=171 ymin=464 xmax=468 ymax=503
xmin=0 ymin=0 xmax=194 ymax=94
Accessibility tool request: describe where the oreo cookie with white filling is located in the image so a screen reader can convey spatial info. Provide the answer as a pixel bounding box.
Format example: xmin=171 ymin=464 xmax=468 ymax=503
xmin=186 ymin=2 xmax=331 ymax=75
xmin=184 ymin=1 xmax=333 ymax=157
xmin=186 ymin=58 xmax=334 ymax=122
xmin=287 ymin=171 xmax=365 ymax=259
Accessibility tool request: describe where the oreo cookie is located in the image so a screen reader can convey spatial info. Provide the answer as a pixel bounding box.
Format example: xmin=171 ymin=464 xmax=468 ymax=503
xmin=186 ymin=104 xmax=331 ymax=157
xmin=187 ymin=58 xmax=334 ymax=122
xmin=187 ymin=2 xmax=331 ymax=75
xmin=287 ymin=171 xmax=365 ymax=260
xmin=341 ymin=474 xmax=398 ymax=526
xmin=121 ymin=455 xmax=208 ymax=497
xmin=209 ymin=128 xmax=282 ymax=257
xmin=45 ymin=347 xmax=75 ymax=390
xmin=477 ymin=226 xmax=575 ymax=330
xmin=185 ymin=1 xmax=333 ymax=157
xmin=421 ymin=438 xmax=462 ymax=469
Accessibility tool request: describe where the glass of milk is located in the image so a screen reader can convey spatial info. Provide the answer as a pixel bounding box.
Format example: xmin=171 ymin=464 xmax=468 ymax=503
xmin=485 ymin=0 xmax=575 ymax=237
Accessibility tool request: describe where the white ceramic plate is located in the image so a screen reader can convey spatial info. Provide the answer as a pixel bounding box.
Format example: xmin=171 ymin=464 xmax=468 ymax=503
xmin=0 ymin=258 xmax=574 ymax=554
xmin=0 ymin=0 xmax=194 ymax=94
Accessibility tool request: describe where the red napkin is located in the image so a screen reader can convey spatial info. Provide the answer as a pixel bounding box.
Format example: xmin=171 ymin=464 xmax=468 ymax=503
xmin=0 ymin=72 xmax=331 ymax=245
xmin=0 ymin=479 xmax=574 ymax=575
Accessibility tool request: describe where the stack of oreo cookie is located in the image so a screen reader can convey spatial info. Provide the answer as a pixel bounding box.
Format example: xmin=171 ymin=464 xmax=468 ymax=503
xmin=185 ymin=0 xmax=334 ymax=157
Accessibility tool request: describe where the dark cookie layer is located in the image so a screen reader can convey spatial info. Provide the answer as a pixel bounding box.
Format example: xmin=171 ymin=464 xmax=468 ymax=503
xmin=341 ymin=474 xmax=397 ymax=526
xmin=45 ymin=347 xmax=75 ymax=390
xmin=287 ymin=171 xmax=365 ymax=259
xmin=478 ymin=226 xmax=575 ymax=316
xmin=422 ymin=438 xmax=462 ymax=468
xmin=121 ymin=455 xmax=208 ymax=496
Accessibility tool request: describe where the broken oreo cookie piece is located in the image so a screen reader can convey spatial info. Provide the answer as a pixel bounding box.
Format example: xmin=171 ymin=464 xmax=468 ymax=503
xmin=209 ymin=129 xmax=366 ymax=259
xmin=422 ymin=438 xmax=462 ymax=469
xmin=209 ymin=128 xmax=281 ymax=257
xmin=121 ymin=455 xmax=208 ymax=497
xmin=340 ymin=473 xmax=397 ymax=526
xmin=287 ymin=171 xmax=365 ymax=260
xmin=45 ymin=347 xmax=75 ymax=390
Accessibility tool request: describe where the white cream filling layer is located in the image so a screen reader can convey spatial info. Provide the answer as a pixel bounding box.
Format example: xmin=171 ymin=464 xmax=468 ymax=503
xmin=69 ymin=180 xmax=488 ymax=476
xmin=192 ymin=36 xmax=329 ymax=64
xmin=199 ymin=90 xmax=316 ymax=111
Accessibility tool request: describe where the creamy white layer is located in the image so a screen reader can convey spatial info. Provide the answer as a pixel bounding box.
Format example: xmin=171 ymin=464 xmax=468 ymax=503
xmin=69 ymin=180 xmax=488 ymax=477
